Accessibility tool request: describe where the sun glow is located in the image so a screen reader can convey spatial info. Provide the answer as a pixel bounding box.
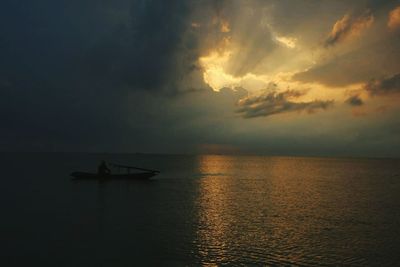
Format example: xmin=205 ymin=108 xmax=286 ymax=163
xmin=198 ymin=25 xmax=353 ymax=106
xmin=199 ymin=49 xmax=350 ymax=105
xmin=199 ymin=51 xmax=235 ymax=91
xmin=275 ymin=36 xmax=297 ymax=49
xmin=199 ymin=50 xmax=273 ymax=92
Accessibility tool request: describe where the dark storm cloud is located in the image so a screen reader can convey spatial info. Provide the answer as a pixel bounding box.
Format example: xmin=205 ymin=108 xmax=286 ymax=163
xmin=0 ymin=0 xmax=213 ymax=94
xmin=346 ymin=95 xmax=364 ymax=106
xmin=1 ymin=0 xmax=399 ymax=157
xmin=236 ymin=90 xmax=333 ymax=118
xmin=324 ymin=10 xmax=374 ymax=47
xmin=0 ymin=0 xmax=209 ymax=151
xmin=364 ymin=73 xmax=400 ymax=95
xmin=76 ymin=0 xmax=195 ymax=93
xmin=0 ymin=0 xmax=243 ymax=152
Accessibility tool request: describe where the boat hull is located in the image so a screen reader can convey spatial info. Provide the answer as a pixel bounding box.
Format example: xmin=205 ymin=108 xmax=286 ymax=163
xmin=71 ymin=171 xmax=157 ymax=180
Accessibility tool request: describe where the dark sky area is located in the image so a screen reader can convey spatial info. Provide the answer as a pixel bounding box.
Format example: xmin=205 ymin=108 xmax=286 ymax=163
xmin=1 ymin=0 xmax=400 ymax=157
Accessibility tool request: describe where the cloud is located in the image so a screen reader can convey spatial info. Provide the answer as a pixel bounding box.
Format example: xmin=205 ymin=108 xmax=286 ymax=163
xmin=1 ymin=0 xmax=400 ymax=157
xmin=346 ymin=95 xmax=364 ymax=106
xmin=293 ymin=36 xmax=400 ymax=87
xmin=0 ymin=0 xmax=216 ymax=151
xmin=87 ymin=0 xmax=196 ymax=93
xmin=388 ymin=6 xmax=400 ymax=30
xmin=236 ymin=90 xmax=333 ymax=118
xmin=275 ymin=35 xmax=297 ymax=49
xmin=210 ymin=2 xmax=279 ymax=77
xmin=364 ymin=73 xmax=400 ymax=95
xmin=324 ymin=10 xmax=374 ymax=47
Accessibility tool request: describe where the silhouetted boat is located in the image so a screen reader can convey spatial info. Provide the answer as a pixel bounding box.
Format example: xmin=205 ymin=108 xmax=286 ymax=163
xmin=71 ymin=171 xmax=157 ymax=180
xmin=71 ymin=163 xmax=159 ymax=181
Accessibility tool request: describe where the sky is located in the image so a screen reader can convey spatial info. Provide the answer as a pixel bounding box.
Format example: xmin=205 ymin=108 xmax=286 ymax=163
xmin=1 ymin=0 xmax=400 ymax=157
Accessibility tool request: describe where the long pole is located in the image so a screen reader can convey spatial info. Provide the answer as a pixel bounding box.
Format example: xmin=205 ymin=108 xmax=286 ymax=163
xmin=110 ymin=163 xmax=160 ymax=173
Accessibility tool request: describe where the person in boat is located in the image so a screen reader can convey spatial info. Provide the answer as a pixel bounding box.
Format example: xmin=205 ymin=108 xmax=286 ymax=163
xmin=98 ymin=160 xmax=111 ymax=176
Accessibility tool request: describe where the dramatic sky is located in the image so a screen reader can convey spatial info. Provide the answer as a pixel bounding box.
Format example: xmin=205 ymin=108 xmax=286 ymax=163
xmin=1 ymin=0 xmax=400 ymax=157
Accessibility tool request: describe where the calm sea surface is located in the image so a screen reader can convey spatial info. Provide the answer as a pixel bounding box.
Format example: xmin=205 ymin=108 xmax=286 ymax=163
xmin=1 ymin=153 xmax=400 ymax=266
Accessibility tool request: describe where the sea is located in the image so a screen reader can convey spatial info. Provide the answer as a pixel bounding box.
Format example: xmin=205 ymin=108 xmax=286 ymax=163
xmin=1 ymin=153 xmax=400 ymax=266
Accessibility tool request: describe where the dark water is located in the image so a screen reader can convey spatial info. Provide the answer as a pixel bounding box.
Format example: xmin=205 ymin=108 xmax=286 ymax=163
xmin=1 ymin=153 xmax=400 ymax=266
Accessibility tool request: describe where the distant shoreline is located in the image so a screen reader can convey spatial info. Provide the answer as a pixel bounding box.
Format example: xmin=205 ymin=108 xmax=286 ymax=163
xmin=1 ymin=151 xmax=399 ymax=161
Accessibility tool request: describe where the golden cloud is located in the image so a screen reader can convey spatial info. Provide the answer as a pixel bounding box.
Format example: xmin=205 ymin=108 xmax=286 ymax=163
xmin=220 ymin=19 xmax=231 ymax=33
xmin=324 ymin=11 xmax=374 ymax=47
xmin=388 ymin=6 xmax=400 ymax=30
xmin=236 ymin=90 xmax=334 ymax=118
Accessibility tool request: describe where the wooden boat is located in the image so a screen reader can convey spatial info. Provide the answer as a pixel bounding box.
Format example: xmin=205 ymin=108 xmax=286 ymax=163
xmin=70 ymin=171 xmax=158 ymax=180
xmin=71 ymin=163 xmax=159 ymax=181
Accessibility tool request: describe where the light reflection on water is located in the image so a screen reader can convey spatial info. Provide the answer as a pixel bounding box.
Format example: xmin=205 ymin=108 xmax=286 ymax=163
xmin=1 ymin=153 xmax=400 ymax=266
xmin=193 ymin=155 xmax=400 ymax=266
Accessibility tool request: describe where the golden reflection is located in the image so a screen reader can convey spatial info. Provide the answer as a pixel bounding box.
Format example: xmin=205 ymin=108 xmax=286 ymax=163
xmin=196 ymin=155 xmax=235 ymax=263
xmin=195 ymin=155 xmax=329 ymax=265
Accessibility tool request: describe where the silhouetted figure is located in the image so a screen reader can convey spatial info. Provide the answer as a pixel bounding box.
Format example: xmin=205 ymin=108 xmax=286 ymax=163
xmin=98 ymin=160 xmax=111 ymax=176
